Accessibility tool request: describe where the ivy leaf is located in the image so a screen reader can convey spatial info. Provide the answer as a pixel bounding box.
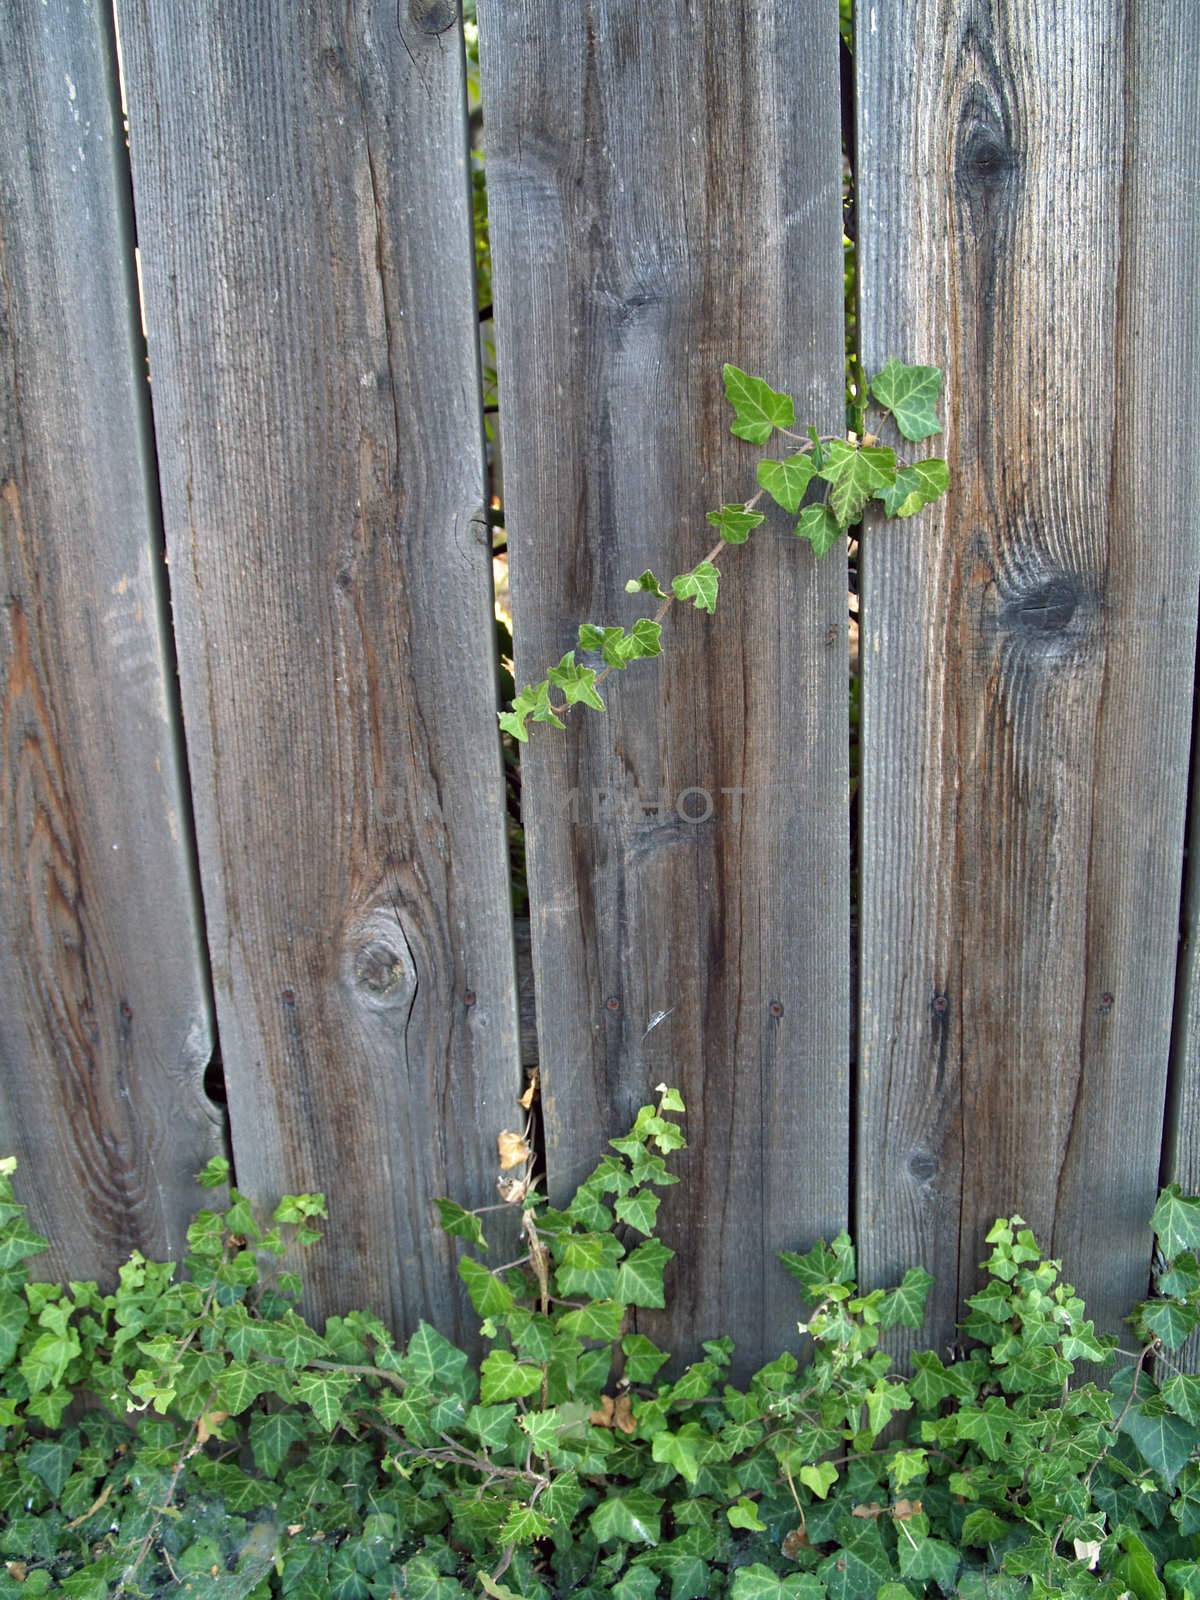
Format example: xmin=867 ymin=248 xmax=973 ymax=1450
xmin=706 ymin=503 xmax=766 ymax=545
xmin=954 ymin=1399 xmax=1011 ymax=1460
xmin=540 ymin=1470 xmax=584 ymax=1527
xmin=818 ymin=1521 xmax=894 ymax=1600
xmin=558 ymin=1299 xmax=625 ymax=1341
xmin=1114 ymin=1529 xmax=1167 ymax=1600
xmin=1159 ymin=1251 xmax=1200 ymax=1298
xmin=794 ymin=504 xmax=841 ymax=557
xmin=547 ymin=651 xmax=605 ymax=711
xmin=874 ymin=459 xmax=949 ymax=518
xmin=294 ymin=1368 xmax=355 ymax=1430
xmin=499 ymin=677 xmax=567 ymax=742
xmin=870 ymin=359 xmax=943 ymax=441
xmin=1060 ymin=1319 xmax=1114 ymax=1363
xmin=0 ymin=1289 xmax=28 ymax=1365
xmin=23 ymin=1434 xmax=79 ymax=1496
xmin=556 ymin=1231 xmax=623 ymax=1299
xmin=613 ymin=1568 xmax=661 ymax=1600
xmin=401 ymin=1320 xmax=472 ymax=1398
xmin=731 ymin=1566 xmax=824 ymax=1600
xmin=615 ymin=1190 xmax=661 ymax=1236
xmin=249 ymin=1408 xmax=309 ymax=1475
xmin=590 ymin=1488 xmax=663 ymax=1545
xmin=579 ymin=618 xmax=664 ymax=670
xmin=622 ymin=1332 xmax=671 ymax=1384
xmin=722 ymin=364 xmax=795 ymax=443
xmin=480 ymin=1350 xmax=543 ymax=1403
xmin=799 ymin=1461 xmax=838 ymax=1499
xmin=816 ymin=441 xmax=897 ymax=529
xmin=879 ymin=1267 xmax=934 ymax=1329
xmin=433 ymin=1198 xmax=487 ymax=1251
xmin=672 ymin=561 xmax=720 ymax=615
xmin=1163 ymin=1372 xmax=1200 ymax=1424
xmin=617 ymin=1239 xmax=675 ymax=1308
xmin=757 ymin=453 xmax=819 ymax=514
xmin=897 ymin=1532 xmax=960 ymax=1592
xmin=1119 ymin=1392 xmax=1197 ymax=1485
xmin=459 ymin=1255 xmax=515 ymax=1319
xmin=0 ymin=1215 xmax=48 ymax=1269
xmin=651 ymin=1423 xmax=706 ymax=1483
xmin=1152 ymin=1187 xmax=1200 ymax=1259
xmin=625 ymin=569 xmax=669 ymax=599
xmin=726 ymin=1497 xmax=767 ymax=1532
xmin=1141 ymin=1297 xmax=1199 ymax=1350
xmin=500 ymin=1504 xmax=552 ymax=1544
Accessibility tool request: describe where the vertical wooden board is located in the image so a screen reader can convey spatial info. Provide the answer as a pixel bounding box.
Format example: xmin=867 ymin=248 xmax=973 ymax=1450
xmin=480 ymin=0 xmax=848 ymax=1372
xmin=0 ymin=3 xmax=220 ymax=1274
xmin=857 ymin=0 xmax=1200 ymax=1353
xmin=118 ymin=0 xmax=520 ymax=1341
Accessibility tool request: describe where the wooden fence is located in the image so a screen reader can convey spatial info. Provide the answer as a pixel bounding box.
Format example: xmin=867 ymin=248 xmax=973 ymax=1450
xmin=1 ymin=0 xmax=1197 ymax=1377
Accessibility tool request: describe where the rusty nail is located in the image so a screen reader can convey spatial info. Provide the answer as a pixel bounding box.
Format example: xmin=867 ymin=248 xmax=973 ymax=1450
xmin=605 ymin=996 xmax=621 ymax=1012
xmin=769 ymin=1000 xmax=784 ymax=1018
xmin=932 ymin=993 xmax=949 ymax=1015
xmin=1100 ymin=992 xmax=1114 ymax=1013
xmin=464 ymin=990 xmax=476 ymax=1007
xmin=281 ymin=989 xmax=295 ymax=1006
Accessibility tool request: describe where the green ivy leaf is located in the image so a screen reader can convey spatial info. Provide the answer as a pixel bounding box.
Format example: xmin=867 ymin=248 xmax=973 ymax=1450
xmin=0 ymin=1288 xmax=28 ymax=1365
xmin=615 ymin=1190 xmax=661 ymax=1236
xmin=499 ymin=677 xmax=566 ymax=742
xmin=625 ymin=570 xmax=669 ymax=599
xmin=622 ymin=1332 xmax=671 ymax=1384
xmin=402 ymin=1320 xmax=472 ymax=1397
xmin=558 ymin=1299 xmax=625 ymax=1341
xmin=578 ymin=619 xmax=664 ymax=669
xmin=651 ymin=1424 xmax=707 ymax=1484
xmin=722 ymin=365 xmax=795 ymax=444
xmin=959 ymin=1508 xmax=1011 ymax=1546
xmin=459 ymin=1256 xmax=515 ymax=1319
xmin=706 ymin=503 xmax=766 ymax=545
xmin=1154 ymin=1188 xmax=1200 ymax=1259
xmin=1163 ymin=1372 xmax=1200 ymax=1425
xmin=195 ymin=1155 xmax=231 ymax=1189
xmin=1142 ymin=1297 xmax=1199 ymax=1350
xmin=874 ymin=458 xmax=949 ymax=518
xmin=248 ymin=1408 xmax=309 ymax=1476
xmin=617 ymin=1239 xmax=675 ymax=1308
xmin=480 ymin=1350 xmax=543 ymax=1404
xmin=897 ymin=1531 xmax=960 ymax=1592
xmin=294 ymin=1368 xmax=355 ymax=1430
xmin=0 ymin=1215 xmax=48 ymax=1269
xmin=1119 ymin=1392 xmax=1197 ymax=1485
xmin=878 ymin=1267 xmax=934 ymax=1329
xmin=671 ymin=561 xmax=720 ymax=616
xmin=556 ymin=1231 xmax=623 ymax=1299
xmin=818 ymin=1521 xmax=894 ymax=1600
xmin=433 ymin=1198 xmax=487 ymax=1251
xmin=500 ymin=1503 xmax=552 ymax=1544
xmin=23 ymin=1433 xmax=79 ymax=1496
xmin=726 ymin=1497 xmax=766 ymax=1532
xmin=954 ymin=1399 xmax=1011 ymax=1460
xmin=794 ymin=504 xmax=842 ymax=558
xmin=590 ymin=1488 xmax=663 ymax=1546
xmin=799 ymin=1462 xmax=838 ymax=1499
xmin=730 ymin=1566 xmax=824 ymax=1600
xmin=816 ymin=441 xmax=897 ymax=529
xmin=1114 ymin=1528 xmax=1167 ymax=1600
xmin=547 ymin=651 xmax=605 ymax=711
xmin=870 ymin=359 xmax=943 ymax=441
xmin=756 ymin=453 xmax=819 ymax=514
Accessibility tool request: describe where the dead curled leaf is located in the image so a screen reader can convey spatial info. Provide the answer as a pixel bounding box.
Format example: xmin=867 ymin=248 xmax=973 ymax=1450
xmin=519 ymin=1070 xmax=539 ymax=1110
xmin=196 ymin=1409 xmax=230 ymax=1445
xmin=588 ymin=1394 xmax=636 ymax=1434
xmin=781 ymin=1527 xmax=810 ymax=1560
xmin=497 ymin=1172 xmax=531 ymax=1205
xmin=497 ymin=1129 xmax=531 ymax=1170
xmin=851 ymin=1499 xmax=922 ymax=1521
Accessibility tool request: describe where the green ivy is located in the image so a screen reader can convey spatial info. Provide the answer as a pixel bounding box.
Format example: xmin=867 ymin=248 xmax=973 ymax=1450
xmin=1 ymin=1108 xmax=1199 ymax=1600
xmin=498 ymin=361 xmax=949 ymax=742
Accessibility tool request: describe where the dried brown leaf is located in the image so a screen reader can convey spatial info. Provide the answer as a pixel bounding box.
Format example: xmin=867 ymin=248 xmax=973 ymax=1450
xmin=497 ymin=1129 xmax=531 ymax=1170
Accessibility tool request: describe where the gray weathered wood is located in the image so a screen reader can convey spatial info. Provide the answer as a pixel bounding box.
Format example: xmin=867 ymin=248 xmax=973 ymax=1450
xmin=118 ymin=0 xmax=521 ymax=1342
xmin=0 ymin=1 xmax=220 ymax=1275
xmin=857 ymin=0 xmax=1200 ymax=1354
xmin=480 ymin=0 xmax=848 ymax=1373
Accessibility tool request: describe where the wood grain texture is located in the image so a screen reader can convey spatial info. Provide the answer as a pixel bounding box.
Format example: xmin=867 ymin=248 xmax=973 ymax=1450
xmin=118 ymin=0 xmax=521 ymax=1342
xmin=0 ymin=2 xmax=220 ymax=1274
xmin=857 ymin=0 xmax=1200 ymax=1354
xmin=479 ymin=0 xmax=848 ymax=1373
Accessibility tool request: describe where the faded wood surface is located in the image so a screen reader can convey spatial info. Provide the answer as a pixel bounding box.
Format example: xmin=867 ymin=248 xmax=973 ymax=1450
xmin=857 ymin=0 xmax=1200 ymax=1354
xmin=118 ymin=0 xmax=520 ymax=1342
xmin=0 ymin=3 xmax=220 ymax=1275
xmin=480 ymin=0 xmax=848 ymax=1373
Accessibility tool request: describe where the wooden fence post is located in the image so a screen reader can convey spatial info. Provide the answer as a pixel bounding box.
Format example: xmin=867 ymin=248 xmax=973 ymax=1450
xmin=0 ymin=2 xmax=221 ymax=1273
xmin=480 ymin=0 xmax=849 ymax=1372
xmin=117 ymin=0 xmax=521 ymax=1342
xmin=856 ymin=0 xmax=1200 ymax=1352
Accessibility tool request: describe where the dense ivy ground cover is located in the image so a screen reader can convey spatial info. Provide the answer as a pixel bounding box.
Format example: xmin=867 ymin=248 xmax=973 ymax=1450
xmin=2 ymin=1095 xmax=1200 ymax=1599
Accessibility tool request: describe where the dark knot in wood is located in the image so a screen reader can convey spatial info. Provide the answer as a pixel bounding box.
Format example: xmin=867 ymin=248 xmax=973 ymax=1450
xmin=409 ymin=0 xmax=459 ymax=34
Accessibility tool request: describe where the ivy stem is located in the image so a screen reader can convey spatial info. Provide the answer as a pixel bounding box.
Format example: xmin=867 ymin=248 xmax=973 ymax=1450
xmin=549 ymin=492 xmax=762 ymax=719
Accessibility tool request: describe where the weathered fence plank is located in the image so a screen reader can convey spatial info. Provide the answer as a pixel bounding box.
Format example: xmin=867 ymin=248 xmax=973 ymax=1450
xmin=480 ymin=0 xmax=848 ymax=1372
xmin=857 ymin=1 xmax=1200 ymax=1353
xmin=118 ymin=0 xmax=520 ymax=1341
xmin=0 ymin=2 xmax=220 ymax=1275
